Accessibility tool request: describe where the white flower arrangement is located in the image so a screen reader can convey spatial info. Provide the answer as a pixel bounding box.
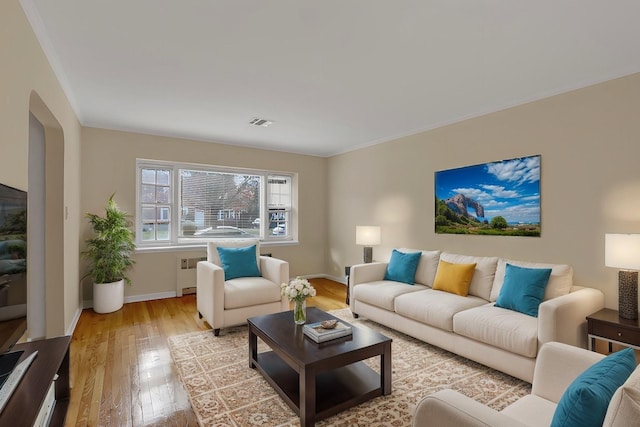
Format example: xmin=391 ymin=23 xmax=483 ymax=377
xmin=281 ymin=277 xmax=316 ymax=302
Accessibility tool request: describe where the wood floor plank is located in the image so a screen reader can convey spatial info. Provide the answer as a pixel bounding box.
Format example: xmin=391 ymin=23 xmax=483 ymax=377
xmin=66 ymin=278 xmax=346 ymax=426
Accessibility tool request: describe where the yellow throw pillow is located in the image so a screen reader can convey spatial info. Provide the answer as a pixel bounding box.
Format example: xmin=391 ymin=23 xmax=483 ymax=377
xmin=432 ymin=260 xmax=477 ymax=296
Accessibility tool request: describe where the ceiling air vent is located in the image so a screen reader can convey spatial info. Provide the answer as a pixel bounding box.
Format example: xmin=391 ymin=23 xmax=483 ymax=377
xmin=249 ymin=118 xmax=274 ymax=127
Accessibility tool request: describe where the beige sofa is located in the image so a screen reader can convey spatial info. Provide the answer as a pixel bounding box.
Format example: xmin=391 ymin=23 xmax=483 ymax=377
xmin=349 ymin=250 xmax=605 ymax=382
xmin=413 ymin=341 xmax=640 ymax=427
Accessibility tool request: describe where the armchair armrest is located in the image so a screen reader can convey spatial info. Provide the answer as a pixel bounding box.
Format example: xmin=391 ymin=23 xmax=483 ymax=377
xmin=538 ymin=286 xmax=605 ymax=348
xmin=196 ymin=261 xmax=225 ymax=328
xmin=531 ymin=341 xmax=604 ymax=403
xmin=259 ymin=256 xmax=289 ymax=285
xmin=413 ymin=389 xmax=527 ymax=427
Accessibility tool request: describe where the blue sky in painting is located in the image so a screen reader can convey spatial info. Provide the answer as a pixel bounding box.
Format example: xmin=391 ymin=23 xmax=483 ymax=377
xmin=435 ymin=155 xmax=541 ymax=224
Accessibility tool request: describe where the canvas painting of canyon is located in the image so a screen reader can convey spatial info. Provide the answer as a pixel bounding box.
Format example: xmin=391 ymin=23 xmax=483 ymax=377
xmin=435 ymin=155 xmax=541 ymax=237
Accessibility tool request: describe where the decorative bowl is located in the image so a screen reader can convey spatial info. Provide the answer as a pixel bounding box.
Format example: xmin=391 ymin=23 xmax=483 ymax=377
xmin=321 ymin=319 xmax=338 ymax=329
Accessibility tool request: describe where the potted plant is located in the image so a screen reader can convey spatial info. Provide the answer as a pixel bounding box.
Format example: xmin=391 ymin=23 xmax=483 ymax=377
xmin=83 ymin=194 xmax=136 ymax=313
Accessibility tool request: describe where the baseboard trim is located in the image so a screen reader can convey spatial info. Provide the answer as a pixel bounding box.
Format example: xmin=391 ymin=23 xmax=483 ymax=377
xmin=296 ymin=273 xmax=347 ymax=285
xmin=83 ymin=291 xmax=178 ymax=309
xmin=66 ymin=306 xmax=83 ymax=336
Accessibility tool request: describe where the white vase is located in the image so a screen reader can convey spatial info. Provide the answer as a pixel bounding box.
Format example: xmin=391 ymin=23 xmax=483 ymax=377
xmin=93 ymin=279 xmax=124 ymax=314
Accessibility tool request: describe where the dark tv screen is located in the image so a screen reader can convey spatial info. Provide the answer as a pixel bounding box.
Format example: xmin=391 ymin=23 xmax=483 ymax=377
xmin=0 ymin=183 xmax=27 ymax=354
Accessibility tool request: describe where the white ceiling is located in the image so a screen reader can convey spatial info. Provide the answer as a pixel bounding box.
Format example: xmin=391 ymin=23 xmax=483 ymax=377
xmin=21 ymin=1 xmax=640 ymax=157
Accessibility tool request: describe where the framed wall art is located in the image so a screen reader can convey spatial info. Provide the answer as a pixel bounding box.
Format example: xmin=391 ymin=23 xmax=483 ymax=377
xmin=435 ymin=155 xmax=541 ymax=237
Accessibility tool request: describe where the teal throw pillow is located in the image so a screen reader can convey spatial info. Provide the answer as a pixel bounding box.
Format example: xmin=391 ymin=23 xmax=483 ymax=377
xmin=551 ymin=347 xmax=636 ymax=427
xmin=216 ymin=245 xmax=260 ymax=280
xmin=384 ymin=249 xmax=421 ymax=285
xmin=495 ymin=263 xmax=552 ymax=317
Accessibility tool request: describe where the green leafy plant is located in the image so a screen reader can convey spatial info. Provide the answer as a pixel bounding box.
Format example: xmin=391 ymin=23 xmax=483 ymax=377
xmin=83 ymin=194 xmax=136 ymax=285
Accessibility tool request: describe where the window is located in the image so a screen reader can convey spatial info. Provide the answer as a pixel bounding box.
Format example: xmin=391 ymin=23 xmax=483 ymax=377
xmin=136 ymin=160 xmax=295 ymax=246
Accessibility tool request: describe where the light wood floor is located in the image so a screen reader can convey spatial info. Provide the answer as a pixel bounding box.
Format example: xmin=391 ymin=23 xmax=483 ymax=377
xmin=65 ymin=278 xmax=347 ymax=427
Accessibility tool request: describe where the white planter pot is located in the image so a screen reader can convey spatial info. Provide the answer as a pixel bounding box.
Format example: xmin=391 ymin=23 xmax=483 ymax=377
xmin=93 ymin=279 xmax=124 ymax=314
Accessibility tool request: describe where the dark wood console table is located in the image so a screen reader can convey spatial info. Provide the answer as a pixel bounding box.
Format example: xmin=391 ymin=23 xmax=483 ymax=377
xmin=0 ymin=335 xmax=71 ymax=427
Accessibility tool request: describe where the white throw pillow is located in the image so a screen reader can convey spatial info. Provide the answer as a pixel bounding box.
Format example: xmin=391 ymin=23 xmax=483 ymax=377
xmin=603 ymin=364 xmax=640 ymax=427
xmin=439 ymin=253 xmax=498 ymax=301
xmin=399 ymin=248 xmax=440 ymax=287
xmin=490 ymin=258 xmax=573 ymax=302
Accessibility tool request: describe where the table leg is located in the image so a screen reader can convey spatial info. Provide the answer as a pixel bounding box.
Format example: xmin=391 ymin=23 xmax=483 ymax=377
xmin=248 ymin=326 xmax=258 ymax=369
xmin=381 ymin=341 xmax=392 ymax=395
xmin=299 ymin=367 xmax=316 ymax=427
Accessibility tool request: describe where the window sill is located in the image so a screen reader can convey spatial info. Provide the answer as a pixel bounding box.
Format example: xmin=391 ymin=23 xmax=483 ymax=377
xmin=135 ymin=240 xmax=300 ymax=254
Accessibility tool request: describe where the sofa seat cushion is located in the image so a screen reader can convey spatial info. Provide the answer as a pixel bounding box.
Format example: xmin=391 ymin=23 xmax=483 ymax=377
xmin=453 ymin=304 xmax=539 ymax=357
xmin=395 ymin=289 xmax=488 ymax=332
xmin=224 ymin=277 xmax=282 ymax=309
xmin=353 ymin=281 xmax=428 ymax=311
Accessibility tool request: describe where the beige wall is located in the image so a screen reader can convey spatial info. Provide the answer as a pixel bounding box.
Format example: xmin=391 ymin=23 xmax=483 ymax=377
xmin=1 ymin=0 xmax=82 ymax=335
xmin=80 ymin=128 xmax=328 ymax=300
xmin=328 ymin=72 xmax=640 ymax=310
xmin=6 ymin=0 xmax=640 ymax=320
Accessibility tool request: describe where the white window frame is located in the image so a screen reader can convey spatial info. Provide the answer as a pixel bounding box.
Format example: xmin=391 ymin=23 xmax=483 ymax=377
xmin=136 ymin=159 xmax=296 ymax=248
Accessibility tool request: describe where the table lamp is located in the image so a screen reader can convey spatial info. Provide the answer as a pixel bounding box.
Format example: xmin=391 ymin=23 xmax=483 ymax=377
xmin=605 ymin=233 xmax=640 ymax=320
xmin=356 ymin=226 xmax=381 ymax=264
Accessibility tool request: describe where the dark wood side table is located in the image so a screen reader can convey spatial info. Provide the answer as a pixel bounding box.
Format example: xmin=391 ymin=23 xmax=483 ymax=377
xmin=587 ymin=308 xmax=640 ymax=352
xmin=345 ymin=266 xmax=351 ymax=304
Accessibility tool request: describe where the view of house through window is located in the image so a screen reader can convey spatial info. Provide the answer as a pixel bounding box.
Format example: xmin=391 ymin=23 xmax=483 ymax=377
xmin=137 ymin=160 xmax=294 ymax=246
xmin=180 ymin=170 xmax=261 ymax=238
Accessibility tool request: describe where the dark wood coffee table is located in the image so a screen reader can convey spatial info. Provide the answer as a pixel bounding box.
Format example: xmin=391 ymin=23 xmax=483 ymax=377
xmin=248 ymin=307 xmax=392 ymax=427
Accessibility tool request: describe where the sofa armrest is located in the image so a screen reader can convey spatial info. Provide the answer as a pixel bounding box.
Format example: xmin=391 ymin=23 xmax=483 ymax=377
xmin=259 ymin=256 xmax=289 ymax=285
xmin=350 ymin=262 xmax=388 ymax=286
xmin=538 ymin=286 xmax=605 ymax=348
xmin=531 ymin=341 xmax=604 ymax=403
xmin=349 ymin=262 xmax=388 ymax=310
xmin=196 ymin=261 xmax=225 ymax=328
xmin=413 ymin=389 xmax=527 ymax=427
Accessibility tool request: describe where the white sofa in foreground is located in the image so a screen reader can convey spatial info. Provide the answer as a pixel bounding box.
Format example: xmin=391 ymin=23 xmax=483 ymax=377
xmin=349 ymin=249 xmax=605 ymax=382
xmin=413 ymin=342 xmax=640 ymax=427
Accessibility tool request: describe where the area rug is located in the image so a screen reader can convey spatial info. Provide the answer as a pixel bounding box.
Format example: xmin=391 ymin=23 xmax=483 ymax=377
xmin=168 ymin=309 xmax=531 ymax=426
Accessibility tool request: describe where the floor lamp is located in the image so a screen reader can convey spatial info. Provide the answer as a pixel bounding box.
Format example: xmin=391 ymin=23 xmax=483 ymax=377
xmin=356 ymin=226 xmax=381 ymax=264
xmin=605 ymin=233 xmax=640 ymax=320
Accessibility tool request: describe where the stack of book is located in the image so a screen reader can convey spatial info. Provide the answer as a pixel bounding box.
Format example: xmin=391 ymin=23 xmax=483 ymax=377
xmin=303 ymin=321 xmax=352 ymax=343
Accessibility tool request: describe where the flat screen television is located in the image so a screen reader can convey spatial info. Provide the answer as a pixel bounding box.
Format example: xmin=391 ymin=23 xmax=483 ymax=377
xmin=0 ymin=183 xmax=27 ymax=356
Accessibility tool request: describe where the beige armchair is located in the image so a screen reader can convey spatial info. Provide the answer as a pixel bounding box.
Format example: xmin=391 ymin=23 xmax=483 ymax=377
xmin=413 ymin=341 xmax=640 ymax=427
xmin=196 ymin=239 xmax=289 ymax=336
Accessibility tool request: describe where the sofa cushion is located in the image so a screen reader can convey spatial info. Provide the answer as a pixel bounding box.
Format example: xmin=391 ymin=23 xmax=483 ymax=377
xmin=399 ymin=248 xmax=440 ymax=287
xmin=495 ymin=263 xmax=552 ymax=317
xmin=217 ymin=245 xmax=261 ymax=280
xmin=453 ymin=304 xmax=539 ymax=357
xmin=551 ymin=348 xmax=636 ymax=427
xmin=224 ymin=276 xmax=282 ymax=309
xmin=354 ymin=281 xmax=428 ymax=311
xmin=491 ymin=258 xmax=573 ymax=302
xmin=432 ymin=260 xmax=476 ymax=296
xmin=501 ymin=394 xmax=558 ymax=427
xmin=603 ymin=363 xmax=640 ymax=426
xmin=384 ymin=249 xmax=422 ymax=284
xmin=395 ymin=289 xmax=487 ymax=332
xmin=440 ymin=253 xmax=498 ymax=301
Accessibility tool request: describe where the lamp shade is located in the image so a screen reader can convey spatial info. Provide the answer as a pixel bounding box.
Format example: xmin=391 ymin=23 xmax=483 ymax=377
xmin=605 ymin=234 xmax=640 ymax=270
xmin=356 ymin=226 xmax=381 ymax=246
